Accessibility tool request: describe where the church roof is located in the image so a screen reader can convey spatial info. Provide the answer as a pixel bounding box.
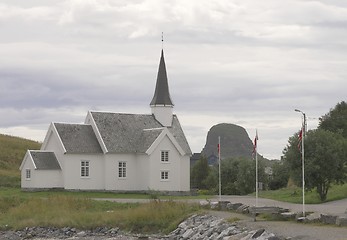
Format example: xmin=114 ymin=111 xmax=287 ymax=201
xmin=90 ymin=111 xmax=191 ymax=154
xmin=30 ymin=151 xmax=61 ymax=170
xmin=54 ymin=123 xmax=103 ymax=153
xmin=150 ymin=50 xmax=174 ymax=106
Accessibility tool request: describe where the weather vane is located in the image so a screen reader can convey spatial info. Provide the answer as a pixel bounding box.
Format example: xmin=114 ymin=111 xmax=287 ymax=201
xmin=161 ymin=32 xmax=164 ymax=49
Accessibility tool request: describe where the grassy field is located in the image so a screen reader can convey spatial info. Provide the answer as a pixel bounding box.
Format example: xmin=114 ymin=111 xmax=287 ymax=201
xmin=0 ymin=187 xmax=211 ymax=200
xmin=259 ymin=184 xmax=347 ymax=204
xmin=0 ymin=195 xmax=200 ymax=233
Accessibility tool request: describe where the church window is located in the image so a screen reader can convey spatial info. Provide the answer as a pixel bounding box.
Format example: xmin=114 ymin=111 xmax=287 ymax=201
xmin=81 ymin=161 xmax=90 ymax=177
xmin=118 ymin=161 xmax=126 ymax=178
xmin=161 ymin=151 xmax=169 ymax=162
xmin=26 ymin=169 xmax=31 ymax=180
xmin=161 ymin=171 xmax=169 ymax=180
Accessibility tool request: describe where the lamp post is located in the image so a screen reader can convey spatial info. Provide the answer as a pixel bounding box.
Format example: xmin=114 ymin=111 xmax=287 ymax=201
xmin=295 ymin=109 xmax=306 ymax=217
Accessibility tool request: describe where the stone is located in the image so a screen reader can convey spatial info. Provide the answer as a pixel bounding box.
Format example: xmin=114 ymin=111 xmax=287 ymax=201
xmin=200 ymin=200 xmax=210 ymax=208
xmin=320 ymin=214 xmax=337 ymax=225
xmin=219 ymin=201 xmax=231 ymax=210
xmin=227 ymin=202 xmax=244 ymax=211
xmin=305 ymin=212 xmax=321 ymax=223
xmin=236 ymin=204 xmax=249 ymax=213
xmin=280 ymin=212 xmax=297 ymax=220
xmin=336 ymin=215 xmax=347 ymax=226
xmin=251 ymin=228 xmax=265 ymax=238
xmin=182 ymin=228 xmax=195 ymax=239
xmin=210 ymin=201 xmax=219 ymax=209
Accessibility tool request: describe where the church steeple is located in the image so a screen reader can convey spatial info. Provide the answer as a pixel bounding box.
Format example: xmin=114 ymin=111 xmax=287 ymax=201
xmin=150 ymin=49 xmax=174 ymax=127
xmin=150 ymin=49 xmax=174 ymax=107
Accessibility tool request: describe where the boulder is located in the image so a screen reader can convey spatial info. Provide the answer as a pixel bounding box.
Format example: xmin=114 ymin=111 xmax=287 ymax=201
xmin=336 ymin=215 xmax=347 ymax=226
xmin=320 ymin=214 xmax=337 ymax=225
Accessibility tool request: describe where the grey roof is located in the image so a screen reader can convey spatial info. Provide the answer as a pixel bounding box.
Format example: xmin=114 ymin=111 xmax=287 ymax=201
xmin=150 ymin=50 xmax=174 ymax=106
xmin=91 ymin=111 xmax=191 ymax=155
xmin=30 ymin=151 xmax=61 ymax=170
xmin=54 ymin=123 xmax=103 ymax=154
xmin=169 ymin=116 xmax=192 ymax=155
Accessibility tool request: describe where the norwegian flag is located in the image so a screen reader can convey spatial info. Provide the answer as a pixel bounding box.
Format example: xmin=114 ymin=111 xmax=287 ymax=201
xmin=298 ymin=128 xmax=303 ymax=152
xmin=252 ymin=130 xmax=258 ymax=158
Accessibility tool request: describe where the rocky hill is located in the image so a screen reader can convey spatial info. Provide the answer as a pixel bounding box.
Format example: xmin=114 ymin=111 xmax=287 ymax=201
xmin=201 ymin=123 xmax=255 ymax=160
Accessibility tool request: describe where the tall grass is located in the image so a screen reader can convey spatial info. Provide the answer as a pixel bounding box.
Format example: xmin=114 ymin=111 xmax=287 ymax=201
xmin=0 ymin=196 xmax=199 ymax=233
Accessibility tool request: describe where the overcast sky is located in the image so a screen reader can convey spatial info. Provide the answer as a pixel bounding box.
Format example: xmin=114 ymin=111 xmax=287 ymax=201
xmin=1 ymin=0 xmax=346 ymax=160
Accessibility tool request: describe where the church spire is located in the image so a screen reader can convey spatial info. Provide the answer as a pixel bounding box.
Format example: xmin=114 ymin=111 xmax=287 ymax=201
xmin=150 ymin=49 xmax=174 ymax=107
xmin=150 ymin=48 xmax=174 ymax=127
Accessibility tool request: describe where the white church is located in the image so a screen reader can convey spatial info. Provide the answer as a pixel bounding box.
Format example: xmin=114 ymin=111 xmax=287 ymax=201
xmin=20 ymin=49 xmax=192 ymax=192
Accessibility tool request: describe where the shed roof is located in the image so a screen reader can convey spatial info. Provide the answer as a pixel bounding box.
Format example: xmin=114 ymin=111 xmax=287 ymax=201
xmin=30 ymin=151 xmax=61 ymax=170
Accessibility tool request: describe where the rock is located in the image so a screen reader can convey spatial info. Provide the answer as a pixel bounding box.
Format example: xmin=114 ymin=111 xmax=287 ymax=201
xmin=182 ymin=228 xmax=194 ymax=239
xmin=227 ymin=202 xmax=244 ymax=211
xmin=210 ymin=201 xmax=220 ymax=209
xmin=236 ymin=204 xmax=249 ymax=213
xmin=219 ymin=200 xmax=231 ymax=210
xmin=336 ymin=215 xmax=347 ymax=226
xmin=199 ymin=200 xmax=210 ymax=207
xmin=252 ymin=228 xmax=265 ymax=238
xmin=1 ymin=214 xmax=282 ymax=240
xmin=305 ymin=212 xmax=321 ymax=223
xmin=320 ymin=214 xmax=337 ymax=225
xmin=280 ymin=212 xmax=296 ymax=220
xmin=76 ymin=231 xmax=86 ymax=237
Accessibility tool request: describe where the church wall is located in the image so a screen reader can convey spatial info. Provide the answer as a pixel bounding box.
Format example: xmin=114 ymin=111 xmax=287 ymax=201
xmin=41 ymin=129 xmax=66 ymax=174
xmin=148 ymin=135 xmax=186 ymax=191
xmin=104 ymin=153 xmax=149 ymax=191
xmin=63 ymin=154 xmax=104 ymax=190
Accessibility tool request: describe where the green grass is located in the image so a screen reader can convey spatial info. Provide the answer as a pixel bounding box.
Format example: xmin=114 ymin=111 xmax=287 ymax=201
xmin=0 ymin=134 xmax=41 ymax=171
xmin=259 ymin=184 xmax=347 ymax=204
xmin=0 ymin=170 xmax=20 ymax=188
xmin=0 ymin=195 xmax=200 ymax=233
xmin=0 ymin=187 xmax=211 ymax=201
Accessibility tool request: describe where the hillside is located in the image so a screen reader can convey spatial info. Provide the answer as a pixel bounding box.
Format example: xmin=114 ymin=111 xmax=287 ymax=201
xmin=0 ymin=133 xmax=41 ymax=170
xmin=0 ymin=133 xmax=41 ymax=187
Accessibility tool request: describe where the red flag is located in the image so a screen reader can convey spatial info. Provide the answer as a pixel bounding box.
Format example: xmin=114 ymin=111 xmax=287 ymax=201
xmin=298 ymin=128 xmax=303 ymax=152
xmin=217 ymin=143 xmax=220 ymax=154
xmin=252 ymin=130 xmax=258 ymax=158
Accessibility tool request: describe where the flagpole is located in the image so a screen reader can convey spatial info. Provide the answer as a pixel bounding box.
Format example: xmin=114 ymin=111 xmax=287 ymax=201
xmin=295 ymin=109 xmax=306 ymax=217
xmin=302 ymin=114 xmax=306 ymax=217
xmin=255 ymin=130 xmax=258 ymax=207
xmin=218 ymin=136 xmax=221 ymax=202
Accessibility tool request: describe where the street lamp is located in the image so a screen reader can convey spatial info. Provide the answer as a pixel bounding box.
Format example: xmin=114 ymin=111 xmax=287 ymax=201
xmin=295 ymin=109 xmax=306 ymax=217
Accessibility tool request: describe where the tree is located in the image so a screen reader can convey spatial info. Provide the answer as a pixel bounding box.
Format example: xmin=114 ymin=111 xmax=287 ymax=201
xmin=319 ymin=101 xmax=347 ymax=138
xmin=215 ymin=157 xmax=266 ymax=195
xmin=268 ymin=160 xmax=290 ymax=190
xmin=283 ymin=129 xmax=347 ymax=201
xmin=190 ymin=156 xmax=210 ymax=189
